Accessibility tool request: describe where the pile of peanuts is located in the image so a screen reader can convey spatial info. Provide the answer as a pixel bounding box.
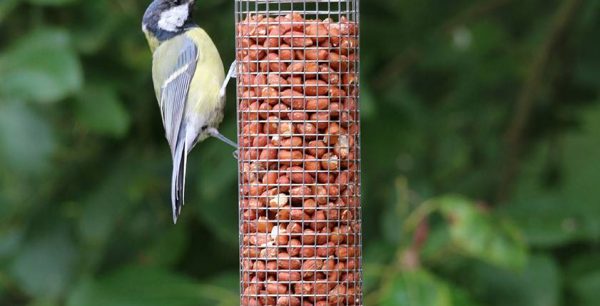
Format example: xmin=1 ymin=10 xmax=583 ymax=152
xmin=237 ymin=13 xmax=361 ymax=306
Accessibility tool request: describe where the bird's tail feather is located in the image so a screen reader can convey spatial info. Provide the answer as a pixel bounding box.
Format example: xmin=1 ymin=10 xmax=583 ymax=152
xmin=171 ymin=139 xmax=187 ymax=224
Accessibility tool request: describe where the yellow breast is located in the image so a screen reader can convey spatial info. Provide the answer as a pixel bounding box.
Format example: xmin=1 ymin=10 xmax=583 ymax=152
xmin=184 ymin=28 xmax=225 ymax=117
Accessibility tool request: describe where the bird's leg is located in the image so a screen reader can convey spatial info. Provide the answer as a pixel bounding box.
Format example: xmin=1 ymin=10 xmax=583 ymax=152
xmin=207 ymin=128 xmax=237 ymax=148
xmin=219 ymin=61 xmax=237 ymax=99
xmin=207 ymin=127 xmax=239 ymax=159
xmin=215 ymin=62 xmax=238 ymax=159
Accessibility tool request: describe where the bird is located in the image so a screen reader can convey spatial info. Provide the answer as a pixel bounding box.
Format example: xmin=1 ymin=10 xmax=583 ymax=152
xmin=142 ymin=0 xmax=237 ymax=223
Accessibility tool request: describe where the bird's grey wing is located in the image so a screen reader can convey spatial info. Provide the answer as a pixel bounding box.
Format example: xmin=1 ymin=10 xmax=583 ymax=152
xmin=157 ymin=38 xmax=198 ymax=152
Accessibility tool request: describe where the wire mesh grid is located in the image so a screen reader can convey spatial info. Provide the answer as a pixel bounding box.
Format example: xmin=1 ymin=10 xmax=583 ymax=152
xmin=235 ymin=0 xmax=361 ymax=305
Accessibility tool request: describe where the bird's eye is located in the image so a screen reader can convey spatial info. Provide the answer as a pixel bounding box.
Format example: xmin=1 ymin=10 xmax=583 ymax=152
xmin=201 ymin=125 xmax=208 ymax=131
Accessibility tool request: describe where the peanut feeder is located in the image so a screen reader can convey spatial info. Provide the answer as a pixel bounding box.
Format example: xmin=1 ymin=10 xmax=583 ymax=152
xmin=236 ymin=0 xmax=361 ymax=305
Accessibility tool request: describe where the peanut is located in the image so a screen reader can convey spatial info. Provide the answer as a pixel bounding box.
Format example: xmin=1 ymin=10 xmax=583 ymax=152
xmin=261 ymin=53 xmax=288 ymax=73
xmin=305 ymin=48 xmax=329 ymax=61
xmin=282 ymin=31 xmax=314 ymax=47
xmin=304 ymin=79 xmax=329 ymax=96
xmin=289 ymin=166 xmax=315 ymax=184
xmin=280 ymin=89 xmax=305 ymax=109
xmin=301 ymin=259 xmax=324 ymax=278
xmin=321 ymin=153 xmax=340 ymax=170
xmin=306 ymin=98 xmax=329 ymax=111
xmin=305 ymin=22 xmax=329 ymax=43
xmin=279 ymin=43 xmax=293 ymax=61
xmin=319 ymin=64 xmax=340 ymax=85
xmin=311 ymin=112 xmax=330 ymax=130
xmin=266 ymin=282 xmax=287 ymax=295
xmin=276 ymin=296 xmax=300 ymax=306
xmin=247 ymin=44 xmax=266 ymax=60
xmin=277 ymin=252 xmax=301 ymax=270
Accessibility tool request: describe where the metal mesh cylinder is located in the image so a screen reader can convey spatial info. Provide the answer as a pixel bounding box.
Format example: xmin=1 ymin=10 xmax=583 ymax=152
xmin=236 ymin=0 xmax=361 ymax=305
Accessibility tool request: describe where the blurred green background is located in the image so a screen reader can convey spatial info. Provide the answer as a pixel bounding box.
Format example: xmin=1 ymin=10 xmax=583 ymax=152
xmin=1 ymin=0 xmax=599 ymax=305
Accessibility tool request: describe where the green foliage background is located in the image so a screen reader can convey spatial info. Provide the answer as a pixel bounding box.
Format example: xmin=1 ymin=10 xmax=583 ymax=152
xmin=0 ymin=0 xmax=599 ymax=305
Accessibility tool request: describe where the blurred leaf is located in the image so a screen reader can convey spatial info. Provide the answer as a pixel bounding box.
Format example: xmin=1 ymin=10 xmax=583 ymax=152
xmin=27 ymin=0 xmax=77 ymax=5
xmin=120 ymin=38 xmax=153 ymax=71
xmin=206 ymin=271 xmax=239 ymax=293
xmin=379 ymin=269 xmax=452 ymax=306
xmin=201 ymin=271 xmax=239 ymax=306
xmin=574 ymin=0 xmax=600 ymax=88
xmin=75 ymin=84 xmax=130 ymax=137
xmin=469 ymin=255 xmax=560 ymax=306
xmin=433 ymin=196 xmax=528 ymax=270
xmin=0 ymin=0 xmax=19 ymax=23
xmin=78 ymin=155 xmax=151 ymax=250
xmin=364 ymin=264 xmax=385 ymax=298
xmin=66 ymin=266 xmax=234 ymax=306
xmin=571 ymin=269 xmax=600 ymax=306
xmin=506 ymin=105 xmax=600 ymax=247
xmin=142 ymin=225 xmax=187 ymax=267
xmin=565 ymin=253 xmax=600 ymax=280
xmin=71 ymin=1 xmax=117 ymax=54
xmin=381 ymin=178 xmax=412 ymax=245
xmin=504 ymin=189 xmax=576 ymax=247
xmin=79 ymin=173 xmax=130 ymax=249
xmin=0 ymin=28 xmax=82 ymax=104
xmin=566 ymin=254 xmax=600 ymax=306
xmin=360 ymin=83 xmax=378 ymax=120
xmin=450 ymin=288 xmax=482 ymax=306
xmin=10 ymin=227 xmax=77 ymax=300
xmin=27 ymin=301 xmax=59 ymax=306
xmin=363 ymin=241 xmax=397 ymax=293
xmin=0 ymin=101 xmax=55 ymax=175
xmin=195 ymin=132 xmax=239 ymax=246
xmin=0 ymin=227 xmax=23 ymax=261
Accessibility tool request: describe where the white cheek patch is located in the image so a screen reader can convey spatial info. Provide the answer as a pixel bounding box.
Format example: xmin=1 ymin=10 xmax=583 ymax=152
xmin=158 ymin=4 xmax=189 ymax=32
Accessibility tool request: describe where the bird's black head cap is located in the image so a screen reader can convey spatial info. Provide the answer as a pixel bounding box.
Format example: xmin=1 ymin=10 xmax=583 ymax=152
xmin=142 ymin=0 xmax=197 ymax=41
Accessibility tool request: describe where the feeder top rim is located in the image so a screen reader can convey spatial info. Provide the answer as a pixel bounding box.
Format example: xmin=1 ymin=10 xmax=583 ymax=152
xmin=237 ymin=0 xmax=350 ymax=3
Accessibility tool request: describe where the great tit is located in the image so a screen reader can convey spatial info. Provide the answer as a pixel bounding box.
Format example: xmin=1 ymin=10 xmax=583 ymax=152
xmin=142 ymin=0 xmax=237 ymax=223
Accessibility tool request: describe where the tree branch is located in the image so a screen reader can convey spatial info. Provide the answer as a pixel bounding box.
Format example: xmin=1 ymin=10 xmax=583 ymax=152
xmin=442 ymin=0 xmax=513 ymax=33
xmin=496 ymin=0 xmax=584 ymax=203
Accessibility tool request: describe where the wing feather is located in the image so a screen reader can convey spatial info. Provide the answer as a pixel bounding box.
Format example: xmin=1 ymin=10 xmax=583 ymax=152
xmin=157 ymin=38 xmax=198 ymax=152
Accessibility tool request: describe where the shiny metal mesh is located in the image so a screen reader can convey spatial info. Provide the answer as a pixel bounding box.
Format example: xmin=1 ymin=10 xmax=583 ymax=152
xmin=235 ymin=0 xmax=361 ymax=305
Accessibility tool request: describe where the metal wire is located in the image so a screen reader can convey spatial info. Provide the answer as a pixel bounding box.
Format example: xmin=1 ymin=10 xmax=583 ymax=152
xmin=236 ymin=0 xmax=361 ymax=305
